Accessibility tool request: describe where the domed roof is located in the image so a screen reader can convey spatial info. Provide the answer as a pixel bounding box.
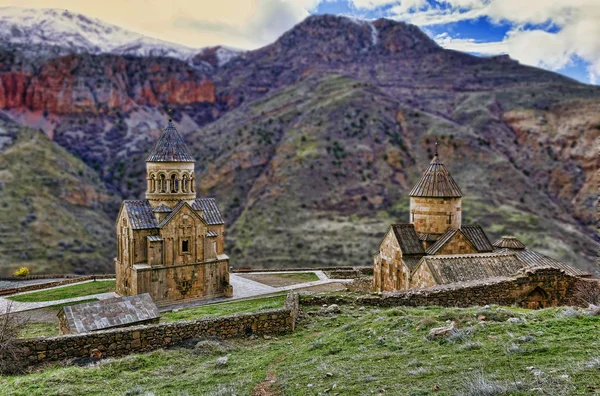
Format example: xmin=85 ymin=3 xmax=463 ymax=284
xmin=409 ymin=152 xmax=463 ymax=198
xmin=146 ymin=120 xmax=194 ymax=162
xmin=492 ymin=236 xmax=526 ymax=249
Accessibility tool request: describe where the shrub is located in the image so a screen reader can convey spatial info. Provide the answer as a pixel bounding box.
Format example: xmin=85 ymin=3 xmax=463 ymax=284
xmin=0 ymin=302 xmax=29 ymax=374
xmin=13 ymin=267 xmax=29 ymax=277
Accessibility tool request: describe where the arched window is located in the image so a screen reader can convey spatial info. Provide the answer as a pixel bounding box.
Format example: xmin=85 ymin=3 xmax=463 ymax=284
xmin=150 ymin=174 xmax=156 ymax=193
xmin=159 ymin=174 xmax=166 ymax=193
xmin=171 ymin=174 xmax=179 ymax=193
xmin=182 ymin=174 xmax=189 ymax=193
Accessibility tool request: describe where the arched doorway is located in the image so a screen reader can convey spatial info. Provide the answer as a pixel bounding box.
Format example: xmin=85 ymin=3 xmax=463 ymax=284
xmin=522 ymin=287 xmax=548 ymax=309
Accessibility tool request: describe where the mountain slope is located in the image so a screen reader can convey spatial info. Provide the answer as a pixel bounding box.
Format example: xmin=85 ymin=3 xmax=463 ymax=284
xmin=0 ymin=114 xmax=117 ymax=275
xmin=190 ymin=74 xmax=598 ymax=272
xmin=0 ymin=14 xmax=597 ymax=275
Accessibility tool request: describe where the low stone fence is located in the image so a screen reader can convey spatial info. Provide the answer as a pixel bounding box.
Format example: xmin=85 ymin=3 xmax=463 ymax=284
xmin=0 ymin=275 xmax=115 ymax=296
xmin=231 ymin=266 xmax=370 ymax=273
xmin=325 ymin=267 xmax=373 ymax=279
xmin=301 ymin=267 xmax=586 ymax=309
xmin=8 ymin=292 xmax=299 ymax=369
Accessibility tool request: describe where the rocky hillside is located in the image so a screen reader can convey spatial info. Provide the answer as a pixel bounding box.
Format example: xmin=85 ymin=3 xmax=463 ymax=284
xmin=0 ymin=114 xmax=118 ymax=275
xmin=0 ymin=13 xmax=598 ymax=275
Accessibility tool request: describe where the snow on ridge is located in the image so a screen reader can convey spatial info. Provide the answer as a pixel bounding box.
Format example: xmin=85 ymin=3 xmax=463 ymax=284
xmin=0 ymin=6 xmax=201 ymax=60
xmin=341 ymin=15 xmax=378 ymax=46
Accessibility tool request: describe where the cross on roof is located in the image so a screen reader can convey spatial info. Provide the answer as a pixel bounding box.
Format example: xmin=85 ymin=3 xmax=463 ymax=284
xmin=434 ymin=138 xmax=439 ymax=156
xmin=167 ymin=108 xmax=173 ymax=123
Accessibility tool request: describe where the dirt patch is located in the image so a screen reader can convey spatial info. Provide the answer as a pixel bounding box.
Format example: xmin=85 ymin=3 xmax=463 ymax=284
xmin=14 ymin=307 xmax=59 ymax=324
xmin=294 ymin=282 xmax=348 ymax=293
xmin=238 ymin=273 xmax=319 ymax=287
xmin=251 ymin=353 xmax=286 ymax=396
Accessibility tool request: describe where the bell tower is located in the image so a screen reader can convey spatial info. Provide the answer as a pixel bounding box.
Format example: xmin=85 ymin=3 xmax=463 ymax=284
xmin=145 ymin=118 xmax=196 ymax=206
xmin=409 ymin=141 xmax=462 ymax=236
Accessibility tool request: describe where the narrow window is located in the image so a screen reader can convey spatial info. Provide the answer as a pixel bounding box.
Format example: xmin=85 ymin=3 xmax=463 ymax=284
xmin=182 ymin=239 xmax=189 ymax=253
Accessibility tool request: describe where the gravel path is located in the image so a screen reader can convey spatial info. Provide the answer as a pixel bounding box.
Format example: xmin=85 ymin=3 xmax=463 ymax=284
xmin=0 ymin=272 xmax=351 ymax=314
xmin=0 ymin=280 xmax=117 ymax=314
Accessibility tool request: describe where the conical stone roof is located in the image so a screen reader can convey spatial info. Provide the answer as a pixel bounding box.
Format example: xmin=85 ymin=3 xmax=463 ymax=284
xmin=146 ymin=121 xmax=194 ymax=162
xmin=492 ymin=236 xmax=526 ymax=249
xmin=409 ymin=153 xmax=463 ymax=198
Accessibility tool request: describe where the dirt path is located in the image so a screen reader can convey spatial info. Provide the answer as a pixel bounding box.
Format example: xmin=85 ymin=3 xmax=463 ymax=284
xmin=251 ymin=353 xmax=287 ymax=396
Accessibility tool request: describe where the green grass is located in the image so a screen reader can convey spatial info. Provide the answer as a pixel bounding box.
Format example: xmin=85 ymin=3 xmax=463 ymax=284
xmin=17 ymin=299 xmax=99 ymax=339
xmin=8 ymin=281 xmax=115 ymax=303
xmin=18 ymin=323 xmax=59 ymax=339
xmin=4 ymin=298 xmax=600 ymax=395
xmin=269 ymin=272 xmax=320 ymax=282
xmin=161 ymin=296 xmax=286 ymax=322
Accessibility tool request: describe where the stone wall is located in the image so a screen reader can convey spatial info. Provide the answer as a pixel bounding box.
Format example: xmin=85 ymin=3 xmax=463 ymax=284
xmin=0 ymin=275 xmax=115 ymax=296
xmin=302 ymin=267 xmax=585 ymax=309
xmin=9 ymin=292 xmax=299 ymax=369
xmin=410 ymin=196 xmax=461 ymax=235
xmin=325 ymin=267 xmax=373 ymax=279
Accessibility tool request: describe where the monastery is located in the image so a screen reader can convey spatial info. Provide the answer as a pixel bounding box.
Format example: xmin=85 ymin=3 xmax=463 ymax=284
xmin=373 ymin=144 xmax=588 ymax=294
xmin=115 ymin=119 xmax=232 ymax=305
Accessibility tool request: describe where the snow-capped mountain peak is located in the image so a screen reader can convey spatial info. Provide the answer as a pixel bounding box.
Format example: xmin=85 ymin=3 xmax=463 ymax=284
xmin=0 ymin=7 xmax=242 ymax=63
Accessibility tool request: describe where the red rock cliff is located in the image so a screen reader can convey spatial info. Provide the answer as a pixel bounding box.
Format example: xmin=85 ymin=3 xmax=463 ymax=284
xmin=0 ymin=55 xmax=215 ymax=114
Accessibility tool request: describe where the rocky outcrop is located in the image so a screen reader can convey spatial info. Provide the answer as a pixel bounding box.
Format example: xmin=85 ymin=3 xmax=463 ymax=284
xmin=0 ymin=54 xmax=215 ymax=114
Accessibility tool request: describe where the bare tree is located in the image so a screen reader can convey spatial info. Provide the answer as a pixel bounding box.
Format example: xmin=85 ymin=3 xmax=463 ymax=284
xmin=0 ymin=301 xmax=29 ymax=374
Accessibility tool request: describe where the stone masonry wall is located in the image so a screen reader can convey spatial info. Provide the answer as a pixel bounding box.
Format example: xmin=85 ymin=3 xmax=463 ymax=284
xmin=302 ymin=267 xmax=584 ymax=309
xmin=9 ymin=293 xmax=299 ymax=369
xmin=410 ymin=197 xmax=461 ymax=235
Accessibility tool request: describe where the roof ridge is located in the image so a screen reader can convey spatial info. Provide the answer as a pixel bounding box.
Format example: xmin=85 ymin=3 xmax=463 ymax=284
xmin=425 ymin=252 xmax=516 ymax=259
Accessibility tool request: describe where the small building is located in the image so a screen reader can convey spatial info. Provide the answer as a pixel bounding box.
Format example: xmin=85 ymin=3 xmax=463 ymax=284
xmin=57 ymin=294 xmax=160 ymax=334
xmin=373 ymin=145 xmax=589 ymax=293
xmin=115 ymin=119 xmax=233 ymax=305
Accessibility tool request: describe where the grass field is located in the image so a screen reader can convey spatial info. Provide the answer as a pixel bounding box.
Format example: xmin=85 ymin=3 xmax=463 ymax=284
xmin=3 ymin=296 xmax=600 ymax=395
xmin=8 ymin=281 xmax=116 ymax=303
xmin=161 ymin=295 xmax=286 ymax=322
xmin=17 ymin=299 xmax=99 ymax=338
xmin=238 ymin=272 xmax=320 ymax=287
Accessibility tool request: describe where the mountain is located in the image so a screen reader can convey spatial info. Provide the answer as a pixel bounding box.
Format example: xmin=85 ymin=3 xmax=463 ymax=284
xmin=0 ymin=114 xmax=118 ymax=275
xmin=0 ymin=13 xmax=597 ymax=276
xmin=0 ymin=7 xmax=200 ymax=59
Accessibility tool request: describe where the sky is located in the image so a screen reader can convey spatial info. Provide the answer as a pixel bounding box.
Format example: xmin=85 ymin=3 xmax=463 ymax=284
xmin=1 ymin=0 xmax=599 ymax=85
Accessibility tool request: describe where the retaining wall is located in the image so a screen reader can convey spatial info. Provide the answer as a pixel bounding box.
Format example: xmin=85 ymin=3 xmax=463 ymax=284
xmin=8 ymin=292 xmax=299 ymax=369
xmin=301 ymin=267 xmax=586 ymax=309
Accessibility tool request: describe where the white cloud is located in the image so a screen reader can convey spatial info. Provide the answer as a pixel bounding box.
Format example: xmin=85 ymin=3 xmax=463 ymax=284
xmin=396 ymin=0 xmax=600 ymax=84
xmin=0 ymin=0 xmax=320 ymax=49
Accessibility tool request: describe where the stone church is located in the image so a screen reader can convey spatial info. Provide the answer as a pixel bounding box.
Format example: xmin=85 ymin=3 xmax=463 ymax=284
xmin=373 ymin=145 xmax=588 ymax=293
xmin=115 ymin=119 xmax=232 ymax=305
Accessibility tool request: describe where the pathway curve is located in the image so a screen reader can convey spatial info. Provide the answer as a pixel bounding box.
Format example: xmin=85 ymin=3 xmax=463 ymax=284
xmin=0 ymin=271 xmax=352 ymax=314
xmin=0 ymin=280 xmax=117 ymax=314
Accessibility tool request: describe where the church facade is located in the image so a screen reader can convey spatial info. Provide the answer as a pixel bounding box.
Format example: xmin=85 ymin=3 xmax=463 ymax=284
xmin=115 ymin=120 xmax=232 ymax=305
xmin=373 ymin=146 xmax=588 ymax=294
